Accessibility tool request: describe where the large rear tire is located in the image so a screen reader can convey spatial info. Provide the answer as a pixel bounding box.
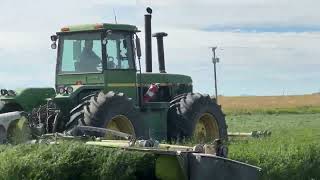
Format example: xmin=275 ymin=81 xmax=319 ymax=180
xmin=71 ymin=91 xmax=143 ymax=139
xmin=167 ymin=93 xmax=228 ymax=142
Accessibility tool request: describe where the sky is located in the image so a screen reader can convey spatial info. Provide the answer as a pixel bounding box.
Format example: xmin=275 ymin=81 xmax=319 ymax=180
xmin=0 ymin=0 xmax=319 ymax=96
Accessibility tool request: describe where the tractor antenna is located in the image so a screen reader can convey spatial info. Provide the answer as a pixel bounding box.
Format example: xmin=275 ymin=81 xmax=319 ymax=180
xmin=113 ymin=8 xmax=118 ymax=24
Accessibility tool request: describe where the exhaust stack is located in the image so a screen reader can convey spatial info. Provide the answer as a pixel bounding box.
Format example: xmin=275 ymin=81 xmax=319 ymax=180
xmin=153 ymin=32 xmax=168 ymax=73
xmin=145 ymin=7 xmax=153 ymax=72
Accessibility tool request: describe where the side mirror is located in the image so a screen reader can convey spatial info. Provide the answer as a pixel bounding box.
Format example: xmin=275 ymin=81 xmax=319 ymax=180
xmin=135 ymin=36 xmax=142 ymax=59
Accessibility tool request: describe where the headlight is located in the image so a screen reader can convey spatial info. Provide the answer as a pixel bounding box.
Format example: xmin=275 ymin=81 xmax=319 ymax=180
xmin=58 ymin=87 xmax=65 ymax=94
xmin=51 ymin=42 xmax=57 ymax=49
xmin=7 ymin=90 xmax=16 ymax=96
xmin=0 ymin=89 xmax=8 ymax=96
xmin=66 ymin=87 xmax=74 ymax=94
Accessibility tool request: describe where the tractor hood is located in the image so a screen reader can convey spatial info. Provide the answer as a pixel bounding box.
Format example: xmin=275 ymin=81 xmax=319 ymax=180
xmin=0 ymin=88 xmax=56 ymax=112
xmin=56 ymin=73 xmax=104 ymax=86
xmin=140 ymin=73 xmax=192 ymax=86
xmin=56 ymin=73 xmax=192 ymax=87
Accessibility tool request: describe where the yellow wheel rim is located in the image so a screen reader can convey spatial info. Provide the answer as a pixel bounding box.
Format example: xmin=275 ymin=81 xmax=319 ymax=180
xmin=193 ymin=113 xmax=219 ymax=142
xmin=105 ymin=115 xmax=135 ymax=139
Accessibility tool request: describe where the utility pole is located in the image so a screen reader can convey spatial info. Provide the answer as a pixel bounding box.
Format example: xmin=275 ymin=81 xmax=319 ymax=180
xmin=210 ymin=47 xmax=220 ymax=103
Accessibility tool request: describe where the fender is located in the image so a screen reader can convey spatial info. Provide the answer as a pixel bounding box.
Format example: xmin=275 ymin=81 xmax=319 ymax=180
xmin=0 ymin=88 xmax=56 ymax=112
xmin=54 ymin=85 xmax=104 ymax=100
xmin=53 ymin=85 xmax=104 ymax=113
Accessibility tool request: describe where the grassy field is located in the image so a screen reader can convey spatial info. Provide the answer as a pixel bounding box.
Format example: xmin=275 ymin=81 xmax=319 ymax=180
xmin=227 ymin=113 xmax=320 ymax=180
xmin=1 ymin=113 xmax=318 ymax=180
xmin=220 ymin=94 xmax=320 ymax=115
xmin=221 ymin=95 xmax=320 ymax=179
xmin=1 ymin=95 xmax=320 ymax=179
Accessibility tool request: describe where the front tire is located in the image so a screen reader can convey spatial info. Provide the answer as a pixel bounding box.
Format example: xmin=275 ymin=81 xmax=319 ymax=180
xmin=76 ymin=91 xmax=143 ymax=139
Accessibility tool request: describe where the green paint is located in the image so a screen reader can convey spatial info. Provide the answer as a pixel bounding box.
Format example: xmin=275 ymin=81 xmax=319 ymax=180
xmin=142 ymin=103 xmax=170 ymax=140
xmin=141 ymin=73 xmax=192 ymax=84
xmin=105 ymin=70 xmax=137 ymax=102
xmin=156 ymin=155 xmax=186 ymax=180
xmin=56 ymin=73 xmax=104 ymax=85
xmin=0 ymin=88 xmax=56 ymax=112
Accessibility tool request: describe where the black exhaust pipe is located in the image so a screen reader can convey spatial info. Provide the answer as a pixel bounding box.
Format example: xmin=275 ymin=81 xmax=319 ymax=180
xmin=145 ymin=7 xmax=153 ymax=72
xmin=153 ymin=32 xmax=168 ymax=73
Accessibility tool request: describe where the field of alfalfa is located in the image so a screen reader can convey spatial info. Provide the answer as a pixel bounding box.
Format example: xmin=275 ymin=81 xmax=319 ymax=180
xmin=0 ymin=94 xmax=319 ymax=179
xmin=223 ymin=94 xmax=320 ymax=180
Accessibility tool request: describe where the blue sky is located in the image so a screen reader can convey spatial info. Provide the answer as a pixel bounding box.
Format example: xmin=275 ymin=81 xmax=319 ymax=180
xmin=0 ymin=0 xmax=319 ymax=96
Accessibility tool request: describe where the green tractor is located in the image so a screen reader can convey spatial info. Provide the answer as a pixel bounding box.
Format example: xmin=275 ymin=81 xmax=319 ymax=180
xmin=0 ymin=8 xmax=227 ymax=143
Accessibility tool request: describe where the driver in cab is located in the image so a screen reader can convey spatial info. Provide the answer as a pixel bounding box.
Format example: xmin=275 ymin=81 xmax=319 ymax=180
xmin=79 ymin=40 xmax=101 ymax=72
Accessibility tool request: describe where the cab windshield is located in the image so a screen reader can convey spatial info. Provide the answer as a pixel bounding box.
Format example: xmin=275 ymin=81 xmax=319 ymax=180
xmin=58 ymin=32 xmax=134 ymax=74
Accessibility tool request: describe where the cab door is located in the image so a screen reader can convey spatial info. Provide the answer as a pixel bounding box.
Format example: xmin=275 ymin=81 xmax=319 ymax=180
xmin=102 ymin=32 xmax=138 ymax=103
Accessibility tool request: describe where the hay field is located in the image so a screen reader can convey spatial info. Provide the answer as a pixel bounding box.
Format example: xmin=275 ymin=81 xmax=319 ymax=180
xmin=219 ymin=94 xmax=320 ymax=114
xmin=227 ymin=113 xmax=320 ymax=180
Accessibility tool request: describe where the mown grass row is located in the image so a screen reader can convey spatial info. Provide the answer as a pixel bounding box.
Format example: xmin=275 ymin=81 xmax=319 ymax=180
xmin=0 ymin=143 xmax=156 ymax=180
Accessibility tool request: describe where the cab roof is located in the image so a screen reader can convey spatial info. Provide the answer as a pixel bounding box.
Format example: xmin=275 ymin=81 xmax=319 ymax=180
xmin=59 ymin=23 xmax=139 ymax=32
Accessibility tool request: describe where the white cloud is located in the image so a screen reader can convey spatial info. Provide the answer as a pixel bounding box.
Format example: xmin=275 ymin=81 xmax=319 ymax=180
xmin=0 ymin=0 xmax=319 ymax=95
xmin=91 ymin=0 xmax=137 ymax=6
xmin=141 ymin=0 xmax=320 ymax=30
xmin=160 ymin=28 xmax=320 ymax=66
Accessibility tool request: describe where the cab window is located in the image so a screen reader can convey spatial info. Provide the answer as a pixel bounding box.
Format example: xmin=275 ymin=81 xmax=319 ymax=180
xmin=105 ymin=33 xmax=134 ymax=70
xmin=58 ymin=32 xmax=102 ymax=74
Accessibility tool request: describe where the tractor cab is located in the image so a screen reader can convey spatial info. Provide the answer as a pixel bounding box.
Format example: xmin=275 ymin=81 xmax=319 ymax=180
xmin=52 ymin=24 xmax=140 ymax=103
xmin=54 ymin=24 xmax=137 ymax=74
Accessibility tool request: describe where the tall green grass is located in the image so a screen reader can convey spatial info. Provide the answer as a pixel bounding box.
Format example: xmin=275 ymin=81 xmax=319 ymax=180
xmin=0 ymin=114 xmax=319 ymax=180
xmin=0 ymin=143 xmax=156 ymax=180
xmin=229 ymin=138 xmax=320 ymax=180
xmin=227 ymin=113 xmax=320 ymax=180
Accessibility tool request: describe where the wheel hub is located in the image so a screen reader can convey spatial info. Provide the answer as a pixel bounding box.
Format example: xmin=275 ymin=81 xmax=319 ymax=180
xmin=194 ymin=113 xmax=219 ymax=142
xmin=106 ymin=115 xmax=135 ymax=139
